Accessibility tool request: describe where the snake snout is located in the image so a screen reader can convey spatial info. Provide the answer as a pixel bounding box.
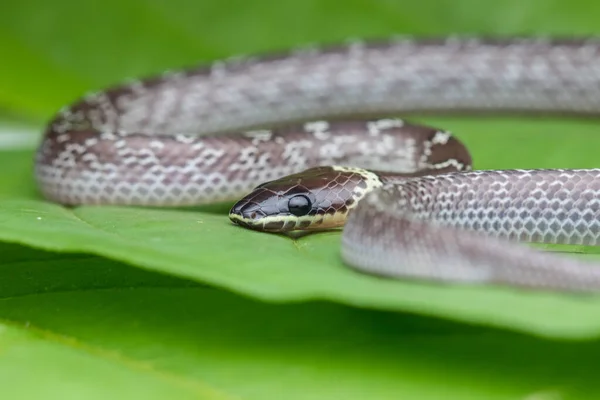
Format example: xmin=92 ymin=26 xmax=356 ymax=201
xmin=228 ymin=197 xmax=272 ymax=230
xmin=230 ymin=201 xmax=265 ymax=220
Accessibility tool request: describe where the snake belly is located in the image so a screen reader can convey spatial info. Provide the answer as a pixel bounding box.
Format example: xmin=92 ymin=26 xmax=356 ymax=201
xmin=34 ymin=37 xmax=600 ymax=292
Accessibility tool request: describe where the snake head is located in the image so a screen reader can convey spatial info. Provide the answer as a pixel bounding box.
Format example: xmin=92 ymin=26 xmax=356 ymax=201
xmin=229 ymin=166 xmax=383 ymax=232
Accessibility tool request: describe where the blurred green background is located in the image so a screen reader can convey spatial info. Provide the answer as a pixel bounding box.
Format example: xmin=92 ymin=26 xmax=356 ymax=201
xmin=3 ymin=0 xmax=600 ymax=209
xmin=3 ymin=0 xmax=600 ymax=122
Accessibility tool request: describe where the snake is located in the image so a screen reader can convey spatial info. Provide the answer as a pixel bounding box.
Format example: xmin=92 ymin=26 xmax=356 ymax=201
xmin=33 ymin=36 xmax=600 ymax=293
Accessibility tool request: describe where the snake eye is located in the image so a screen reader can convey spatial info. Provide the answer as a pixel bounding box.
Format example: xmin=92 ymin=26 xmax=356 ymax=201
xmin=288 ymin=195 xmax=312 ymax=216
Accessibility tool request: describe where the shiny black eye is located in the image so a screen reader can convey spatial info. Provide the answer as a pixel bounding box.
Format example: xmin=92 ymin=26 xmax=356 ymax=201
xmin=288 ymin=195 xmax=312 ymax=216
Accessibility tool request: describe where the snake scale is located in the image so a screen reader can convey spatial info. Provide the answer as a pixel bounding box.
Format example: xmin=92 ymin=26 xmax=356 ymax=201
xmin=34 ymin=37 xmax=600 ymax=293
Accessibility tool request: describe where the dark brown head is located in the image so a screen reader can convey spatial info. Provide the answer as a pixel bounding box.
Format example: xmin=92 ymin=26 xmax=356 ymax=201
xmin=229 ymin=166 xmax=383 ymax=232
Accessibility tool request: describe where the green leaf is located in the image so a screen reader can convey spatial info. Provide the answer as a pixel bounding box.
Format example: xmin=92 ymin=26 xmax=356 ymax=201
xmin=3 ymin=0 xmax=600 ymax=119
xmin=1 ymin=243 xmax=600 ymax=400
xmin=0 ymin=317 xmax=221 ymax=399
xmin=3 ymin=119 xmax=600 ymax=340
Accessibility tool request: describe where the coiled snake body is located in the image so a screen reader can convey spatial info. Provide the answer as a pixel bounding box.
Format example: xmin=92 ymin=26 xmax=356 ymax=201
xmin=34 ymin=37 xmax=600 ymax=292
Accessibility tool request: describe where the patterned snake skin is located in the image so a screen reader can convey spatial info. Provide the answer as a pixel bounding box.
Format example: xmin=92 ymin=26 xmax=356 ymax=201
xmin=342 ymin=169 xmax=600 ymax=292
xmin=33 ymin=37 xmax=600 ymax=292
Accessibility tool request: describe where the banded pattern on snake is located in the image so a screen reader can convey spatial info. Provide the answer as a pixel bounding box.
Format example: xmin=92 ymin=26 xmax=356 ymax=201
xmin=34 ymin=37 xmax=600 ymax=292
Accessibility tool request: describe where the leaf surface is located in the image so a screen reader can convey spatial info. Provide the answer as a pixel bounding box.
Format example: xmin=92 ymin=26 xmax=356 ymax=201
xmin=0 ymin=243 xmax=599 ymax=400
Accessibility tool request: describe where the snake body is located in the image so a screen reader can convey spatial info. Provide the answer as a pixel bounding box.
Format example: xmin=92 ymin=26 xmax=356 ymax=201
xmin=34 ymin=37 xmax=600 ymax=292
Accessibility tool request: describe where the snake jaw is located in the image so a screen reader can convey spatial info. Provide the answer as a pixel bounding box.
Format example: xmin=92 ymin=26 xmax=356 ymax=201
xmin=229 ymin=205 xmax=350 ymax=232
xmin=228 ymin=185 xmax=321 ymax=232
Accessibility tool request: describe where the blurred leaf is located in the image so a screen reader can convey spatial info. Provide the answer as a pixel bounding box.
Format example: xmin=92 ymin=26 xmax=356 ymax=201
xmin=1 ymin=243 xmax=600 ymax=399
xmin=2 ymin=0 xmax=600 ymax=118
xmin=0 ymin=320 xmax=216 ymax=399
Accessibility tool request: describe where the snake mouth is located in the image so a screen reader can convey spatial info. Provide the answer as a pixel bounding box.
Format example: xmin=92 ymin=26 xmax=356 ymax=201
xmin=229 ymin=211 xmax=303 ymax=232
xmin=229 ymin=208 xmax=349 ymax=232
xmin=228 ymin=188 xmax=307 ymax=232
xmin=228 ymin=214 xmax=254 ymax=229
